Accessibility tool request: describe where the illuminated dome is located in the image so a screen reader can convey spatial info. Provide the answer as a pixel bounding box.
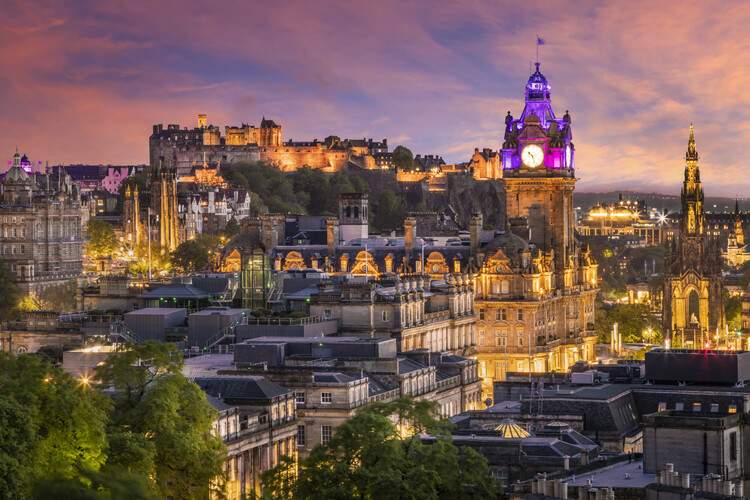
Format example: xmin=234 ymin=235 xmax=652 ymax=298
xmin=525 ymin=62 xmax=551 ymax=101
xmin=494 ymin=418 xmax=531 ymax=438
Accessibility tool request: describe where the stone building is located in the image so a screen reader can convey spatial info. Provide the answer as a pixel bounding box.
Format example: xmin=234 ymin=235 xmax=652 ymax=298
xmin=663 ymin=127 xmax=725 ymax=345
xmin=0 ymin=151 xmax=84 ymax=295
xmin=725 ymin=199 xmax=750 ymax=268
xmin=474 ymin=63 xmax=598 ymax=384
xmin=190 ymin=371 xmax=298 ymax=499
xmin=149 ymin=115 xmax=386 ymax=175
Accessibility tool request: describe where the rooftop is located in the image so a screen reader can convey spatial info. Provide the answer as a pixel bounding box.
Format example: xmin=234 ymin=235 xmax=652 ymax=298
xmin=564 ymin=459 xmax=652 ymax=489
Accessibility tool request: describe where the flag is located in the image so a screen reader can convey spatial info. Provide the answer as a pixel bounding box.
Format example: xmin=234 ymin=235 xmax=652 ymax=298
xmin=537 ymin=36 xmax=545 ymax=45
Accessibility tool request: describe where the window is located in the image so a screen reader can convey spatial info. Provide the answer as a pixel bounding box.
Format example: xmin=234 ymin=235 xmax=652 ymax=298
xmin=710 ymin=403 xmax=719 ymax=413
xmin=272 ymin=406 xmax=278 ymax=421
xmin=321 ymin=392 xmax=332 ymax=404
xmin=518 ymin=336 xmax=523 ymax=347
xmin=296 ymin=392 xmax=305 ymax=405
xmin=501 ymin=309 xmax=507 ymax=321
xmin=730 ymin=432 xmax=737 ymax=461
xmin=492 ymin=281 xmax=500 ymax=294
xmin=657 ymin=402 xmax=667 ymax=412
xmin=479 ymin=309 xmax=485 ymax=321
xmin=729 ymin=404 xmax=737 ymax=414
xmin=496 ymin=337 xmax=506 ymax=347
xmin=693 ymin=402 xmax=701 ymax=412
xmin=382 ymin=310 xmax=389 ymax=322
xmin=495 ymin=309 xmax=502 ymax=320
xmin=502 ymin=281 xmax=509 ymax=294
xmin=321 ymin=425 xmax=332 ymax=445
xmin=675 ymin=402 xmax=684 ymax=411
xmin=517 ymin=309 xmax=524 ymax=321
xmin=324 ymin=309 xmax=331 ymax=320
xmin=297 ymin=425 xmax=306 ymax=447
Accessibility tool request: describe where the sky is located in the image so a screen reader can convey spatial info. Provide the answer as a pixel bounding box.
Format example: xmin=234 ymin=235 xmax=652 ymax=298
xmin=3 ymin=0 xmax=750 ymax=196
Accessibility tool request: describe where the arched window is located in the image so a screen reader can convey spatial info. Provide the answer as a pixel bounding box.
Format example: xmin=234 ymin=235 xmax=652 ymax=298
xmin=353 ymin=206 xmax=359 ymax=219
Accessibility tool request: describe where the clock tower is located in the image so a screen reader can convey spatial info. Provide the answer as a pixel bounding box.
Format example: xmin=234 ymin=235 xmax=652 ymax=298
xmin=501 ymin=63 xmax=576 ymax=274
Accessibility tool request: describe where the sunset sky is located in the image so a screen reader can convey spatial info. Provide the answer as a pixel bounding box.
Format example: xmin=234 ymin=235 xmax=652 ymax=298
xmin=3 ymin=0 xmax=750 ymax=196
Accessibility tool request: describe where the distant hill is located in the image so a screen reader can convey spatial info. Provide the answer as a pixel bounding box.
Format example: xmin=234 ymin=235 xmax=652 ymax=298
xmin=574 ymin=191 xmax=750 ymax=214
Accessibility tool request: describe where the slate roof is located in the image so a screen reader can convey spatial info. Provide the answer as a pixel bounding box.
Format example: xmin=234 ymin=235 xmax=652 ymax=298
xmin=139 ymin=284 xmax=209 ymax=299
xmin=397 ymin=357 xmax=427 ymax=375
xmin=205 ymin=394 xmax=236 ymax=413
xmin=313 ymin=372 xmax=357 ymax=384
xmin=195 ymin=376 xmax=291 ymax=402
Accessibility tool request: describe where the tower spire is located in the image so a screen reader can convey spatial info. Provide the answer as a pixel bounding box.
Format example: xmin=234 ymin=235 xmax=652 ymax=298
xmin=686 ymin=123 xmax=698 ymax=163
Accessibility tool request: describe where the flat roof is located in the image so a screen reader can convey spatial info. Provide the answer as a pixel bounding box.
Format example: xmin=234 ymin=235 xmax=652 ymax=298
xmin=183 ymin=354 xmax=235 ymax=378
xmin=189 ymin=308 xmax=249 ymax=316
xmin=241 ymin=336 xmax=393 ymax=344
xmin=564 ymin=459 xmax=652 ymax=489
xmin=125 ymin=307 xmax=185 ymax=315
xmin=534 ymin=381 xmax=750 ymax=402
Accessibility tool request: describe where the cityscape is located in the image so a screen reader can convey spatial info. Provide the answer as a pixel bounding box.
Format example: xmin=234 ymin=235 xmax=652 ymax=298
xmin=3 ymin=1 xmax=750 ymax=500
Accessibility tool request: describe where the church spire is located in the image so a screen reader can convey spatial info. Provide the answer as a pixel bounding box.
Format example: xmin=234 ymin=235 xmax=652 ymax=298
xmin=686 ymin=123 xmax=698 ymax=163
xmin=681 ymin=125 xmax=704 ymax=236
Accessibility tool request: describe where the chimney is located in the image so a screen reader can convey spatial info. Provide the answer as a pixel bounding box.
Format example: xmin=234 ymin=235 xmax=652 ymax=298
xmin=470 ymin=212 xmax=483 ymax=255
xmin=404 ymin=217 xmax=416 ymax=264
xmin=326 ymin=218 xmax=339 ymax=258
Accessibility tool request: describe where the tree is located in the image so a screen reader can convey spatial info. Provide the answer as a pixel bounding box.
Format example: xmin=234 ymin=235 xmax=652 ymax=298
xmin=0 ymin=352 xmax=111 ymax=497
xmin=224 ymin=216 xmax=240 ymax=238
xmin=34 ymin=468 xmax=156 ymax=500
xmin=171 ymin=240 xmax=210 ymax=273
xmin=95 ymin=342 xmax=226 ymax=499
xmin=595 ymin=303 xmax=662 ymax=344
xmin=393 ymin=145 xmax=414 ymax=172
xmin=0 ymin=259 xmax=21 ymax=319
xmin=373 ymin=190 xmax=404 ymax=231
xmin=87 ymin=220 xmax=117 ymax=259
xmin=25 ymin=279 xmax=79 ymax=312
xmin=726 ymin=290 xmax=742 ymax=332
xmin=263 ymin=397 xmax=499 ymax=500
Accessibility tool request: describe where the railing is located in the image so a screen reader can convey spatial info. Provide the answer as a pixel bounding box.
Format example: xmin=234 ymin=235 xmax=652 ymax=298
xmin=423 ymin=310 xmax=450 ymax=325
xmin=245 ymin=316 xmax=324 ymax=326
xmin=110 ymin=321 xmax=144 ymax=344
xmin=204 ymin=316 xmax=248 ymax=349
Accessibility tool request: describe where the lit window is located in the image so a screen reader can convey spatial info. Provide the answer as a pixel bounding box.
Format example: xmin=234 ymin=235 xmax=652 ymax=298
xmin=657 ymin=402 xmax=666 ymax=412
xmin=517 ymin=309 xmax=523 ymax=321
xmin=693 ymin=403 xmax=701 ymax=412
xmin=321 ymin=392 xmax=332 ymax=404
xmin=710 ymin=404 xmax=719 ymax=413
xmin=729 ymin=404 xmax=737 ymax=414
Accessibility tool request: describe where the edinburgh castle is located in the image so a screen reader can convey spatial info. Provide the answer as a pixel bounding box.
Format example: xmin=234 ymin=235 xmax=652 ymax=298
xmin=149 ymin=114 xmax=388 ymax=175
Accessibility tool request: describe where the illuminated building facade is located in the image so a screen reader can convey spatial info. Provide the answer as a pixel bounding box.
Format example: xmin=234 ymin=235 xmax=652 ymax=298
xmin=149 ymin=115 xmax=387 ymax=175
xmin=663 ymin=127 xmax=725 ymax=344
xmin=475 ymin=63 xmax=598 ymax=388
xmin=577 ymin=198 xmax=664 ymax=245
xmin=725 ymin=200 xmax=750 ymax=268
xmin=0 ymin=152 xmax=84 ymax=295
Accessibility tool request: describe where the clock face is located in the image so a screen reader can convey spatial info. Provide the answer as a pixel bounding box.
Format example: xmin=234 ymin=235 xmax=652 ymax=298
xmin=565 ymin=145 xmax=572 ymax=168
xmin=522 ymin=144 xmax=544 ymax=168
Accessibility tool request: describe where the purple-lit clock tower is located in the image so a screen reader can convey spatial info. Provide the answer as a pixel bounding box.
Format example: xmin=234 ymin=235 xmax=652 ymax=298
xmin=501 ymin=62 xmax=577 ymax=276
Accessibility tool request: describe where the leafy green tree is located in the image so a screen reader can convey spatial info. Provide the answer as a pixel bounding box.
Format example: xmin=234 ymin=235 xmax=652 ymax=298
xmin=373 ymin=190 xmax=404 ymax=231
xmin=0 ymin=352 xmax=111 ymax=497
xmin=263 ymin=397 xmax=499 ymax=500
xmin=595 ymin=303 xmax=662 ymax=344
xmin=291 ymin=166 xmax=330 ymax=215
xmin=726 ymin=290 xmax=742 ymax=332
xmin=28 ymin=279 xmax=78 ymax=312
xmin=350 ymin=176 xmax=370 ymax=194
xmin=224 ymin=161 xmax=305 ymax=214
xmin=95 ymin=342 xmax=226 ymax=499
xmin=0 ymin=259 xmax=21 ymax=319
xmin=171 ymin=240 xmax=210 ymax=273
xmin=33 ymin=468 xmax=157 ymax=500
xmin=393 ymin=145 xmax=414 ymax=172
xmin=225 ymin=216 xmax=240 ymax=238
xmin=87 ymin=220 xmax=117 ymax=259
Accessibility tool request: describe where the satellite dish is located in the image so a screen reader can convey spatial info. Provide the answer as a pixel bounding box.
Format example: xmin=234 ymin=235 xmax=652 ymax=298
xmin=484 ymin=398 xmax=493 ymax=407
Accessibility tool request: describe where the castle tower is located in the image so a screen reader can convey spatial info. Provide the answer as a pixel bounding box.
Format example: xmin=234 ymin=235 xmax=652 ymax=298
xmin=501 ymin=63 xmax=576 ymax=276
xmin=663 ymin=126 xmax=724 ymax=343
xmin=259 ymin=117 xmax=283 ymax=147
xmin=198 ymin=113 xmax=207 ymax=128
xmin=339 ymin=193 xmax=369 ymax=243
